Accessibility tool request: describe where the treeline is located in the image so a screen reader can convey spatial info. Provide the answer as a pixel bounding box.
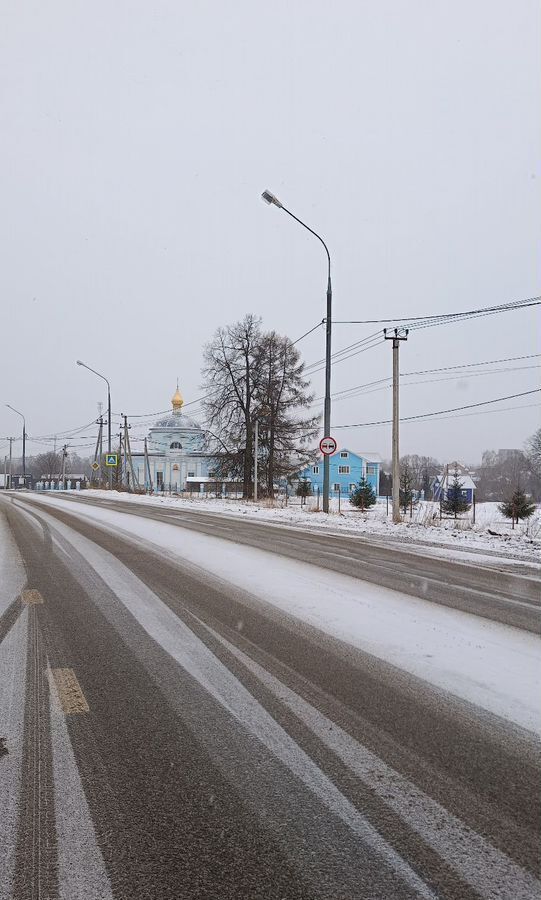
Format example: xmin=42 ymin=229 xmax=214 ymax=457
xmin=378 ymin=427 xmax=541 ymax=502
xmin=5 ymin=450 xmax=92 ymax=480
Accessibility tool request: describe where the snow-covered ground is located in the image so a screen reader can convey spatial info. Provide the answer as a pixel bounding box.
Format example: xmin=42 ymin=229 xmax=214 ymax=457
xmin=19 ymin=494 xmax=541 ymax=735
xmin=58 ymin=489 xmax=541 ymax=565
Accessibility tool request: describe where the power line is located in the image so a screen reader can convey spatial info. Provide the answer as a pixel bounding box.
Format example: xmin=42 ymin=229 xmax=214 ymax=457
xmin=292 ymin=320 xmax=325 ymax=345
xmin=332 ymin=388 xmax=541 ymax=428
xmin=303 ymin=298 xmax=540 ymax=377
xmin=332 ymin=295 xmax=540 ymax=325
xmin=320 ymin=364 xmax=540 ymax=406
xmin=308 ymin=353 xmax=541 ymax=405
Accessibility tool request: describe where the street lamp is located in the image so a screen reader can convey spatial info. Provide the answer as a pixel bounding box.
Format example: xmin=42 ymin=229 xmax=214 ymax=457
xmin=6 ymin=404 xmax=26 ymax=479
xmin=76 ymin=360 xmax=112 ymax=489
xmin=261 ymin=189 xmax=333 ymax=512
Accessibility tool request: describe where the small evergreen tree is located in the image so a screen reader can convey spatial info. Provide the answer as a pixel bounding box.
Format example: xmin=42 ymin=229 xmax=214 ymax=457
xmin=441 ymin=468 xmax=471 ymax=518
xmin=296 ymin=479 xmax=312 ymax=506
xmin=499 ymin=489 xmax=536 ymax=529
xmin=399 ymin=465 xmax=415 ymax=514
xmin=350 ymin=476 xmax=376 ymax=511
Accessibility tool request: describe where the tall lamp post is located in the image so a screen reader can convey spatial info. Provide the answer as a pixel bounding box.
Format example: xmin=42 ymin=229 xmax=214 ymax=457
xmin=76 ymin=360 xmax=112 ymax=489
xmin=261 ymin=190 xmax=333 ymax=512
xmin=6 ymin=404 xmax=26 ymax=480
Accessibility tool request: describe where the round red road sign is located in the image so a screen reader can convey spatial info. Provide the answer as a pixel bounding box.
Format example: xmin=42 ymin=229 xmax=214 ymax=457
xmin=319 ymin=436 xmax=337 ymax=455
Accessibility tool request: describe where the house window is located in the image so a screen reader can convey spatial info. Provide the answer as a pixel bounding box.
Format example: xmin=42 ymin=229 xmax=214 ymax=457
xmin=333 ymin=483 xmax=341 ymax=492
xmin=366 ymin=464 xmax=377 ymax=475
xmin=187 ymin=471 xmax=195 ymax=478
xmin=340 ymin=451 xmax=348 ymax=458
xmin=170 ymin=441 xmax=182 ymax=449
xmin=313 ymin=465 xmax=319 ymax=474
xmin=338 ymin=465 xmax=350 ymax=474
xmin=208 ymin=471 xmax=216 ymax=478
xmin=350 ymin=483 xmax=356 ymax=491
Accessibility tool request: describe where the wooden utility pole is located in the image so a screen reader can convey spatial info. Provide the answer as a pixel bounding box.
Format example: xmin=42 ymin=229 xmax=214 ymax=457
xmin=144 ymin=438 xmax=153 ymax=493
xmin=91 ymin=417 xmax=104 ymax=486
xmin=123 ymin=415 xmax=138 ymax=492
xmin=61 ymin=445 xmax=68 ymax=490
xmin=6 ymin=437 xmax=14 ymax=489
xmin=384 ymin=327 xmax=408 ymax=523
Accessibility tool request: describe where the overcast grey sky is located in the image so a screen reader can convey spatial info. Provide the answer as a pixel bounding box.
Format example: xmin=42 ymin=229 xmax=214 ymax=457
xmin=1 ymin=0 xmax=539 ymax=465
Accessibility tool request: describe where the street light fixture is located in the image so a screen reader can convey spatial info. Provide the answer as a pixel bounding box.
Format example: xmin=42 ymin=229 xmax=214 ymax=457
xmin=76 ymin=360 xmax=112 ymax=489
xmin=5 ymin=404 xmax=26 ymax=479
xmin=261 ymin=189 xmax=333 ymax=512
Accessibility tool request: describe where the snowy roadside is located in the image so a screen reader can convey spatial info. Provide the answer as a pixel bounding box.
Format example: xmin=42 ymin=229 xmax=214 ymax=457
xmin=59 ymin=489 xmax=541 ymax=567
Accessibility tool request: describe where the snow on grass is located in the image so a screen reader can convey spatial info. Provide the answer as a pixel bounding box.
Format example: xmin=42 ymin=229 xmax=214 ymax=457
xmin=22 ymin=493 xmax=541 ymax=735
xmin=59 ymin=489 xmax=541 ymax=564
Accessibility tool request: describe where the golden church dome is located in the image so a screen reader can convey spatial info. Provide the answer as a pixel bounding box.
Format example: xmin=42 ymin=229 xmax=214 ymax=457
xmin=171 ymin=384 xmax=184 ymax=411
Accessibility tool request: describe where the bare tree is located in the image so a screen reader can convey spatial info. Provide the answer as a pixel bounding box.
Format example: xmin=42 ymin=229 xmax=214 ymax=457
xmin=526 ymin=427 xmax=541 ymax=479
xmin=202 ymin=317 xmax=320 ymax=499
xmin=253 ymin=331 xmax=320 ymax=496
xmin=202 ymin=315 xmax=261 ymax=497
xmin=476 ymin=448 xmax=541 ymax=501
xmin=34 ymin=451 xmax=61 ymax=477
xmin=400 ymin=454 xmax=440 ymax=497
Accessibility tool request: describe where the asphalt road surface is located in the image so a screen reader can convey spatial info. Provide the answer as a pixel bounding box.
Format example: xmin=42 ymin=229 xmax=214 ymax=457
xmin=1 ymin=491 xmax=540 ymax=900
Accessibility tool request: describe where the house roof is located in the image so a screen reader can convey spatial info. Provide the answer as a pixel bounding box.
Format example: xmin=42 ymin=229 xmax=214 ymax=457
xmin=436 ymin=471 xmax=476 ymax=491
xmin=332 ymin=448 xmax=381 ymax=462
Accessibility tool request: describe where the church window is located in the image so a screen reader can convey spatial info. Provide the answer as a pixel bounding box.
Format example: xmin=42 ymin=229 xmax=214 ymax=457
xmin=170 ymin=442 xmax=182 ymax=449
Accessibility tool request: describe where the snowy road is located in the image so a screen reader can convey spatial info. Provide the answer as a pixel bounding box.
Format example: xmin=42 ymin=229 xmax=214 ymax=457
xmin=1 ymin=492 xmax=540 ymax=899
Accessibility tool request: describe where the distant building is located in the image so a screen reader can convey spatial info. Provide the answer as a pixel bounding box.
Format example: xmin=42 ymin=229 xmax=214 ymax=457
xmin=2 ymin=474 xmax=33 ymax=490
xmin=432 ymin=462 xmax=476 ymax=504
xmin=297 ymin=449 xmax=381 ymax=497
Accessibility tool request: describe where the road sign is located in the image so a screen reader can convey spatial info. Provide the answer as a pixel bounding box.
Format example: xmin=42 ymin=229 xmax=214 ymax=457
xmin=105 ymin=453 xmax=118 ymax=467
xmin=91 ymin=462 xmax=100 ymax=471
xmin=319 ymin=436 xmax=337 ymax=456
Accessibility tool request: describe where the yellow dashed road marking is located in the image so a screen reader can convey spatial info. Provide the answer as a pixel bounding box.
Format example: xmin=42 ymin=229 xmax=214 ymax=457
xmin=51 ymin=668 xmax=89 ymax=714
xmin=21 ymin=589 xmax=44 ymax=605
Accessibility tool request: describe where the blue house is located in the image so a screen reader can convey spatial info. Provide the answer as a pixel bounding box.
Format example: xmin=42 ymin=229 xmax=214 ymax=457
xmin=297 ymin=449 xmax=381 ymax=498
xmin=432 ymin=463 xmax=476 ymax=504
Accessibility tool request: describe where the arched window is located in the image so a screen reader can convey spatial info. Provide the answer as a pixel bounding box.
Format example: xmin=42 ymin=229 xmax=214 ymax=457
xmin=170 ymin=441 xmax=182 ymax=450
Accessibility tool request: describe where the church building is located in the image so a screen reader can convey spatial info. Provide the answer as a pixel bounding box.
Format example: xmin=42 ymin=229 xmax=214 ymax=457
xmin=132 ymin=386 xmax=218 ymax=492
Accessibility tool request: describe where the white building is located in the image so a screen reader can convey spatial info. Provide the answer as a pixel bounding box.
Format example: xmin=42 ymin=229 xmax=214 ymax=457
xmin=132 ymin=386 xmax=218 ymax=492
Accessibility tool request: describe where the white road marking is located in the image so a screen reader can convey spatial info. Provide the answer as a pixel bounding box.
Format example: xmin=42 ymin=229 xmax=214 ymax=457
xmin=33 ymin=507 xmax=436 ymax=900
xmin=18 ymin=492 xmax=541 ymax=734
xmin=48 ymin=668 xmax=113 ymax=900
xmin=205 ymin=623 xmax=541 ymax=900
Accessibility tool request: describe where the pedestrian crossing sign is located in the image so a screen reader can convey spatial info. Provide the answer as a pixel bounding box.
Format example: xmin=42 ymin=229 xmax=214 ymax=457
xmin=105 ymin=454 xmax=118 ymax=466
